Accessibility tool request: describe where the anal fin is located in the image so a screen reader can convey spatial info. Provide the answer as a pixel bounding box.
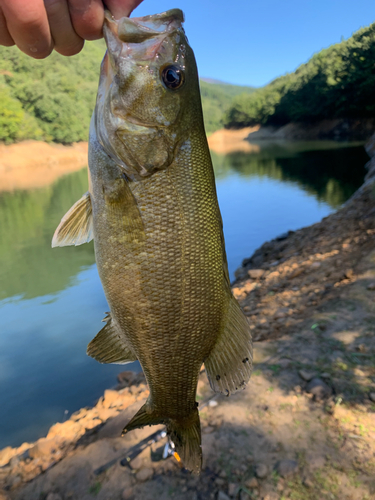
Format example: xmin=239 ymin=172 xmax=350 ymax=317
xmin=205 ymin=297 xmax=253 ymax=396
xmin=52 ymin=191 xmax=93 ymax=247
xmin=87 ymin=313 xmax=137 ymax=364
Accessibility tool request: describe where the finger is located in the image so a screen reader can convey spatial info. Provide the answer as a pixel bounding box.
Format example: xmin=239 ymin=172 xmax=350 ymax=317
xmin=0 ymin=0 xmax=53 ymax=58
xmin=67 ymin=0 xmax=104 ymax=40
xmin=0 ymin=8 xmax=14 ymax=46
xmin=105 ymin=0 xmax=144 ymax=19
xmin=44 ymin=0 xmax=84 ymax=56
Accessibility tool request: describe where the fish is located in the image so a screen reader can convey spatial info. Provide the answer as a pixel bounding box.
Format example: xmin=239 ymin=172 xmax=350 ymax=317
xmin=52 ymin=9 xmax=252 ymax=473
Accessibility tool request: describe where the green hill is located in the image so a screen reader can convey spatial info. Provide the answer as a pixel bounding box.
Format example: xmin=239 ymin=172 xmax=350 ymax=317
xmin=200 ymin=80 xmax=256 ymax=134
xmin=0 ymin=42 xmax=254 ymax=144
xmin=224 ymin=22 xmax=375 ymax=128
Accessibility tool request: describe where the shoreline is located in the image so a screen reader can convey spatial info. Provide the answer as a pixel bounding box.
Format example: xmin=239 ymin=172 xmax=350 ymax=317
xmin=1 ymin=135 xmax=375 ymax=499
xmin=0 ymin=141 xmax=88 ymax=192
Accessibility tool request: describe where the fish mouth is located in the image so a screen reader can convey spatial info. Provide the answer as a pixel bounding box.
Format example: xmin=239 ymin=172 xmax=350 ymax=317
xmin=104 ymin=9 xmax=185 ymax=61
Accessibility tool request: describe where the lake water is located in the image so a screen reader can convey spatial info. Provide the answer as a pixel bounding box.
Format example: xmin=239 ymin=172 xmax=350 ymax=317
xmin=0 ymin=141 xmax=368 ymax=449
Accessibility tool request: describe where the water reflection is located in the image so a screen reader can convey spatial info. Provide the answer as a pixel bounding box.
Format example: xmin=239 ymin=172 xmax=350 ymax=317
xmin=0 ymin=141 xmax=367 ymax=448
xmin=211 ymin=141 xmax=368 ymax=207
xmin=0 ymin=169 xmax=95 ymax=300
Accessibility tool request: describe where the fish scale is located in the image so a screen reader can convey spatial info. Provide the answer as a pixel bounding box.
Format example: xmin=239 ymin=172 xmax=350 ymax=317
xmin=52 ymin=8 xmax=252 ymax=473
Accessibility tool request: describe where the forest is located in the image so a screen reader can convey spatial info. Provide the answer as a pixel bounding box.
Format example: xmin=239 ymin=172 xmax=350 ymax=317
xmin=224 ymin=22 xmax=375 ymax=128
xmin=0 ymin=41 xmax=253 ymax=144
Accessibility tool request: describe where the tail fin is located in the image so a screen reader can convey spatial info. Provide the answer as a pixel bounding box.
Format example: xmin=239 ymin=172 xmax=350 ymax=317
xmin=166 ymin=408 xmax=202 ymax=474
xmin=122 ymin=400 xmax=202 ymax=474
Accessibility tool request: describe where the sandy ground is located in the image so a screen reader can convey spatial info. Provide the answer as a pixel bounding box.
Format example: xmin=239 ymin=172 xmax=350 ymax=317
xmin=207 ymin=128 xmax=260 ymax=154
xmin=0 ymin=135 xmax=375 ymax=500
xmin=0 ymin=141 xmax=88 ymax=192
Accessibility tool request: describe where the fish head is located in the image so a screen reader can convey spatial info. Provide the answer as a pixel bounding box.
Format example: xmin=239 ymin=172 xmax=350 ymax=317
xmin=95 ymin=9 xmax=200 ymax=179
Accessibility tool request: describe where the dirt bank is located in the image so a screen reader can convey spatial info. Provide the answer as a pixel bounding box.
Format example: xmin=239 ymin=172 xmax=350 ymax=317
xmin=0 ymin=141 xmax=88 ymax=192
xmin=208 ymin=127 xmax=260 ymax=154
xmin=246 ymin=118 xmax=375 ymax=142
xmin=1 ymin=137 xmax=375 ymax=500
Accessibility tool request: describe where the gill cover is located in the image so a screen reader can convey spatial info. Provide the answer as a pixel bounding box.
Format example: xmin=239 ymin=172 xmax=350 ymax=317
xmin=95 ymin=9 xmax=192 ymax=180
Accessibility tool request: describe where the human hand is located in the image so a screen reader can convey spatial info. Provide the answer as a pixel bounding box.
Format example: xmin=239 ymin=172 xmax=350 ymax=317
xmin=0 ymin=0 xmax=144 ymax=58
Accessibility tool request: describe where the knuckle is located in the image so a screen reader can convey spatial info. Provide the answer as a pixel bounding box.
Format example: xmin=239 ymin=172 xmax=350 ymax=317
xmin=56 ymin=39 xmax=84 ymax=56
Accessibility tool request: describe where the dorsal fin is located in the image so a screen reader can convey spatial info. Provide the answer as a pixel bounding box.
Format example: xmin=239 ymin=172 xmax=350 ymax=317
xmin=52 ymin=192 xmax=93 ymax=247
xmin=87 ymin=313 xmax=138 ymax=364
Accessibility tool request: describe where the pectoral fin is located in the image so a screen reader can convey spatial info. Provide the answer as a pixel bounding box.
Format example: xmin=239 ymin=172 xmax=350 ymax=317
xmin=205 ymin=297 xmax=253 ymax=396
xmin=87 ymin=313 xmax=138 ymax=364
xmin=52 ymin=192 xmax=93 ymax=247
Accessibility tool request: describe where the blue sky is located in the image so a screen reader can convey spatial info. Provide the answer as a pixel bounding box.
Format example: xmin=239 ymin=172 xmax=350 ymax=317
xmin=132 ymin=0 xmax=375 ymax=87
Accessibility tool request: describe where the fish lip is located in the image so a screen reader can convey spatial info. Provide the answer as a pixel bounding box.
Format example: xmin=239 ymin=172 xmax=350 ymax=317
xmin=104 ymin=9 xmax=184 ymax=48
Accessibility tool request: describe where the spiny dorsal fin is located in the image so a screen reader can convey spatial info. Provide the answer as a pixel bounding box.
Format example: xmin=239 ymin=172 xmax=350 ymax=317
xmin=52 ymin=192 xmax=93 ymax=247
xmin=87 ymin=313 xmax=138 ymax=364
xmin=204 ymin=297 xmax=253 ymax=396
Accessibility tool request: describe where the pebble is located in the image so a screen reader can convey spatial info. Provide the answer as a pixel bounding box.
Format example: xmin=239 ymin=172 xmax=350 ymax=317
xmin=245 ymin=477 xmax=258 ymax=489
xmin=369 ymin=392 xmax=375 ymax=403
xmin=122 ymin=487 xmax=134 ymax=500
xmin=255 ymin=463 xmax=268 ymax=479
xmin=306 ymin=378 xmax=332 ymax=400
xmin=298 ymin=369 xmax=316 ymax=382
xmin=29 ymin=439 xmax=58 ymax=459
xmin=217 ymin=492 xmax=231 ymax=500
xmin=203 ymin=426 xmax=215 ymax=434
xmin=366 ymin=282 xmax=375 ymax=290
xmin=248 ymin=269 xmax=265 ymax=279
xmin=303 ymin=477 xmax=314 ymax=488
xmin=102 ymin=389 xmax=120 ymax=408
xmin=228 ymin=483 xmax=237 ymax=496
xmin=135 ymin=467 xmax=153 ymax=482
xmin=278 ymin=358 xmax=292 ymax=369
xmin=275 ymin=459 xmax=298 ymax=477
xmin=46 ymin=494 xmax=63 ymax=500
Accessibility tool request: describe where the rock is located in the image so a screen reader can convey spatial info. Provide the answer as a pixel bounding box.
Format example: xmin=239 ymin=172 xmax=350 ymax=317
xmin=289 ymin=268 xmax=303 ymax=279
xmin=228 ymin=483 xmax=237 ymax=496
xmin=367 ymin=282 xmax=375 ymax=291
xmin=369 ymin=392 xmax=375 ymax=402
xmin=278 ymin=358 xmax=292 ymax=369
xmin=46 ymin=494 xmax=63 ymax=500
xmin=234 ymin=267 xmax=248 ymax=280
xmin=275 ymin=459 xmax=298 ymax=477
xmin=217 ymin=492 xmax=231 ymax=500
xmin=276 ymin=232 xmax=290 ymax=241
xmin=203 ymin=425 xmax=215 ymax=434
xmin=47 ymin=420 xmax=84 ymax=442
xmin=245 ymin=477 xmax=259 ymax=489
xmin=310 ymin=261 xmax=321 ymax=269
xmin=117 ymin=371 xmax=136 ymax=385
xmin=247 ymin=269 xmax=265 ymax=279
xmin=8 ymin=475 xmax=22 ymax=490
xmin=306 ymin=378 xmax=332 ymax=400
xmin=215 ymin=478 xmax=226 ymax=487
xmin=29 ymin=438 xmax=59 ymax=459
xmin=303 ymin=477 xmax=314 ymax=488
xmin=298 ymin=369 xmax=316 ymax=382
xmin=239 ymin=492 xmax=251 ymax=500
xmin=135 ymin=467 xmax=153 ymax=482
xmin=255 ymin=463 xmax=268 ymax=479
xmin=96 ymin=407 xmax=118 ymax=422
xmin=0 ymin=447 xmax=14 ymax=467
xmin=122 ymin=487 xmax=134 ymax=499
xmin=102 ymin=389 xmax=121 ymax=408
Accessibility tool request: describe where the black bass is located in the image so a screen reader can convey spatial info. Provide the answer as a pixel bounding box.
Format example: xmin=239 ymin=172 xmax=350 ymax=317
xmin=52 ymin=9 xmax=252 ymax=473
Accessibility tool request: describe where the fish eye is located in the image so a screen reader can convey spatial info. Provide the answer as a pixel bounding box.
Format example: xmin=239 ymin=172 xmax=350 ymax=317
xmin=161 ymin=65 xmax=185 ymax=90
